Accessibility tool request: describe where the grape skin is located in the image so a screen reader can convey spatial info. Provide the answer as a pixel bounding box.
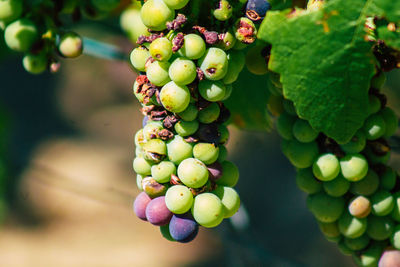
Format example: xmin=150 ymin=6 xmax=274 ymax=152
xmin=133 ymin=192 xmax=152 ymax=221
xmin=177 ymin=158 xmax=209 ymax=188
xmin=146 ymin=61 xmax=171 ymax=86
xmin=198 ymin=48 xmax=228 ymax=80
xmin=178 ymin=34 xmax=206 ymax=60
xmin=145 ymin=196 xmax=173 ymax=226
xmin=160 ymin=81 xmax=190 ymax=113
xmin=193 ymin=143 xmax=219 ymax=165
xmin=4 ymin=19 xmax=38 ymax=52
xmin=212 ymin=186 xmax=240 ymax=218
xmin=191 ymin=193 xmax=224 ymax=228
xmin=199 ymin=80 xmax=227 ymax=102
xmin=166 ymin=135 xmax=193 ymax=165
xmin=169 ymin=213 xmax=199 ymax=243
xmin=168 ymin=57 xmax=197 ymax=85
xmin=312 ymin=153 xmax=340 ymax=182
xmin=165 ymin=185 xmax=193 ymax=214
xmin=150 ymin=37 xmax=173 ymax=61
xmin=140 ymin=0 xmax=175 ymax=31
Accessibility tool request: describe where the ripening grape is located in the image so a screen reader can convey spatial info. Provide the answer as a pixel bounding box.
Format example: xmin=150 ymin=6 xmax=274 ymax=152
xmin=198 ymin=103 xmax=220 ymax=124
xmin=130 ymin=46 xmax=151 ymax=72
xmin=216 ymin=161 xmax=239 ymax=187
xmin=150 ymin=37 xmax=173 ymax=61
xmin=174 ymin=120 xmax=199 ymax=136
xmin=348 ymin=196 xmax=371 ymax=218
xmin=323 ymin=174 xmax=350 ymax=197
xmin=133 ymin=192 xmax=152 ymax=221
xmin=142 ymin=139 xmax=167 ymax=162
xmin=283 ymin=139 xmax=319 ymax=169
xmin=22 ymin=53 xmax=47 ymax=74
xmin=366 ymin=215 xmax=394 ymax=241
xmin=177 ymin=158 xmax=209 ymax=188
xmin=58 ymin=32 xmax=83 ymax=58
xmin=350 ymin=170 xmax=379 ymax=196
xmin=317 ymin=221 xmax=341 ymax=238
xmin=391 ymin=226 xmax=400 ymax=249
xmin=140 ymin=0 xmax=175 ymax=31
xmin=163 ymin=0 xmax=190 ymax=9
xmin=168 ymin=57 xmax=197 ymax=85
xmin=344 ymin=234 xmax=369 ymax=251
xmin=276 ymin=113 xmax=296 ymax=140
xmin=217 ymin=31 xmax=237 ymax=51
xmin=165 ymin=185 xmax=193 ymax=214
xmin=160 ymin=81 xmax=190 ymax=113
xmin=177 ymin=104 xmax=198 ymax=121
xmin=338 ymin=211 xmax=367 ymax=238
xmin=133 ymin=157 xmax=152 ymax=176
xmin=0 ymin=0 xmax=23 ymax=23
xmin=340 ymin=130 xmax=366 ymax=154
xmin=4 ymin=19 xmax=38 ymax=52
xmin=312 ymin=153 xmax=340 ymax=182
xmin=169 ymin=213 xmax=199 ymax=243
xmin=191 ymin=193 xmax=224 ymax=228
xmin=145 ymin=196 xmax=173 ymax=226
xmin=381 ymin=167 xmax=396 ymax=191
xmin=370 ymin=190 xmax=394 ymax=216
xmin=308 ymin=192 xmax=345 ymax=223
xmin=212 ymin=186 xmax=240 ymax=218
xmin=292 ymin=119 xmax=319 ymax=143
xmin=363 ymin=113 xmax=386 ymax=140
xmin=142 ymin=177 xmax=168 ymax=198
xmin=198 ymin=47 xmax=228 ymax=80
xmin=199 ymin=80 xmax=227 ymax=102
xmin=151 ymin=161 xmax=176 ymax=183
xmin=167 ymin=135 xmax=193 ymax=164
xmin=339 ymin=154 xmax=368 ymax=182
xmin=178 ymin=34 xmax=206 ymax=60
xmin=296 ymin=168 xmax=322 ymax=194
xmin=246 ymin=0 xmax=271 ymax=21
xmin=379 ymin=249 xmax=400 ymax=266
xmin=146 ymin=61 xmax=171 ymax=86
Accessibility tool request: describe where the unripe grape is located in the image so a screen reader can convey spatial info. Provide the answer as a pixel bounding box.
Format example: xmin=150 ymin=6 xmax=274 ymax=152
xmin=213 ymin=0 xmax=232 ymax=21
xmin=191 ymin=193 xmax=224 ymax=228
xmin=134 ymin=129 xmax=146 ymax=147
xmin=292 ymin=119 xmax=319 ymax=143
xmin=178 ymin=34 xmax=206 ymax=60
xmin=146 ymin=61 xmax=171 ymax=86
xmin=340 ymin=130 xmax=366 ymax=154
xmin=276 ymin=113 xmax=296 ymax=140
xmin=150 ymin=37 xmax=172 ymax=61
xmin=309 ymin=192 xmax=345 ymax=223
xmin=163 ymin=0 xmax=190 ymax=9
xmin=174 ymin=120 xmax=199 ymax=137
xmin=223 ymin=50 xmax=245 ymax=84
xmin=338 ymin=212 xmax=367 ymax=238
xmin=177 ymin=158 xmax=209 ymax=188
xmin=234 ymin=17 xmax=257 ymax=44
xmin=339 ymin=154 xmax=368 ymax=182
xmin=367 ymin=215 xmax=394 ymax=241
xmin=136 ymin=174 xmax=144 ymax=191
xmin=296 ymin=168 xmax=322 ymax=194
xmin=218 ymin=125 xmax=229 ymax=144
xmin=167 ymin=135 xmax=193 ymax=164
xmin=212 ymin=186 xmax=240 ymax=218
xmin=142 ymin=139 xmax=167 ymax=162
xmin=22 ymin=53 xmax=47 ymax=74
xmin=338 ymin=241 xmax=353 ymax=256
xmin=165 ymin=185 xmax=193 ymax=214
xmin=168 ymin=57 xmax=197 ymax=85
xmin=390 ymin=226 xmax=400 ymax=250
xmin=199 ymin=80 xmax=226 ymax=102
xmin=217 ymin=31 xmax=237 ymax=51
xmin=369 ymin=95 xmax=381 ymax=114
xmin=193 ymin=143 xmax=219 ymax=165
xmin=120 ymin=7 xmax=149 ymax=43
xmin=363 ymin=113 xmax=386 ymax=140
xmin=160 ymin=81 xmax=190 ymax=113
xmin=140 ymin=0 xmax=175 ymax=31
xmin=198 ymin=103 xmax=220 ymax=124
xmin=142 ymin=177 xmax=168 ymax=198
xmin=133 ymin=156 xmax=152 ymax=176
xmin=283 ymin=139 xmax=319 ymax=169
xmin=0 ymin=0 xmax=23 ymax=23
xmin=130 ymin=46 xmax=151 ymax=72
xmin=216 ymin=161 xmax=239 ymax=187
xmin=317 ymin=221 xmax=340 ymax=238
xmin=177 ymin=104 xmax=198 ymax=121
xmin=391 ymin=193 xmax=400 ymax=222
xmin=198 ymin=47 xmax=228 ymax=80
xmin=217 ymin=145 xmax=227 ymax=162
xmin=58 ymin=32 xmax=83 ymax=58
xmin=323 ymin=174 xmax=350 ymax=197
xmin=151 ymin=161 xmax=176 ymax=183
xmin=371 ymin=190 xmax=394 ymax=216
xmin=143 ymin=121 xmax=163 ymax=141
xmin=380 ymin=107 xmax=398 ymax=137
xmin=312 ymin=153 xmax=340 ymax=181
xmin=350 ymin=170 xmax=379 ymax=196
xmin=381 ymin=167 xmax=396 ymax=191
xmin=352 ymin=243 xmax=383 ymax=267
xmin=4 ymin=19 xmax=38 ymax=52
xmin=348 ymin=196 xmax=371 ymax=218
xmin=344 ymin=234 xmax=369 ymax=251
xmin=245 ymin=44 xmax=268 ymax=75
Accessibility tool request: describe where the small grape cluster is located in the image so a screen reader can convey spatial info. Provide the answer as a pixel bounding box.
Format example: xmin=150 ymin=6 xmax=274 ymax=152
xmin=130 ymin=0 xmax=268 ymax=242
xmin=0 ymin=0 xmax=122 ymax=74
xmin=271 ymin=72 xmax=400 ymax=266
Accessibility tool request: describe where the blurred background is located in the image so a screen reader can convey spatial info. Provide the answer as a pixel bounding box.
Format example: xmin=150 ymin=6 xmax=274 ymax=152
xmin=0 ymin=20 xmax=400 ymax=267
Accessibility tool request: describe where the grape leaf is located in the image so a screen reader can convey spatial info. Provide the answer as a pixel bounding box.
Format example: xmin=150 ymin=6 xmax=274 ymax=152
xmin=225 ymin=69 xmax=271 ymax=131
xmin=258 ymin=0 xmax=385 ymax=143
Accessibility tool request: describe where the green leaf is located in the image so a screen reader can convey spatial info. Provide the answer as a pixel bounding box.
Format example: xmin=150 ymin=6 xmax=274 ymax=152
xmin=225 ymin=69 xmax=271 ymax=131
xmin=258 ymin=0 xmax=385 ymax=143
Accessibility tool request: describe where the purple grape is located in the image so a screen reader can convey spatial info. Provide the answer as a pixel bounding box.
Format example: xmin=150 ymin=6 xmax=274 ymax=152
xmin=145 ymin=196 xmax=173 ymax=226
xmin=169 ymin=213 xmax=199 ymax=243
xmin=133 ymin=192 xmax=152 ymax=221
xmin=207 ymin=161 xmax=223 ymax=181
xmin=197 ymin=123 xmax=220 ymax=144
xmin=246 ymin=0 xmax=271 ymax=22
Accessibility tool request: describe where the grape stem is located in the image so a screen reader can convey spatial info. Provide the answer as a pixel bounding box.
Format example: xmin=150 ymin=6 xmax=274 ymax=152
xmin=82 ymin=37 xmax=128 ymax=61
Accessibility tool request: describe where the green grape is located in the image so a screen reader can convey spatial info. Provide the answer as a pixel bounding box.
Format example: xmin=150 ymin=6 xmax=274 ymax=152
xmin=168 ymin=57 xmax=197 ymax=85
xmin=177 ymin=158 xmax=209 ymax=188
xmin=371 ymin=190 xmax=394 ymax=216
xmin=368 ymin=95 xmax=381 ymax=114
xmin=199 ymin=80 xmax=226 ymax=102
xmin=151 ymin=161 xmax=176 ymax=183
xmin=338 ymin=212 xmax=367 ymax=238
xmin=136 ymin=174 xmax=144 ymax=191
xmin=198 ymin=47 xmax=228 ymax=80
xmin=276 ymin=113 xmax=296 ymax=140
xmin=174 ymin=120 xmax=199 ymax=137
xmin=292 ymin=119 xmax=319 ymax=143
xmin=222 ymin=50 xmax=245 ymax=84
xmin=363 ymin=113 xmax=386 ymax=140
xmin=381 ymin=167 xmax=396 ymax=191
xmin=146 ymin=61 xmax=171 ymax=86
xmin=133 ymin=156 xmax=152 ymax=176
xmin=167 ymin=135 xmax=193 ymax=164
xmin=178 ymin=34 xmax=206 ymax=60
xmin=177 ymin=104 xmax=198 ymax=121
xmin=140 ymin=0 xmax=174 ymax=31
xmin=135 ymin=146 xmax=143 ymax=157
xmin=216 ymin=161 xmax=239 ymax=187
xmin=338 ymin=241 xmax=353 ymax=256
xmin=317 ymin=221 xmax=341 ymax=238
xmin=380 ymin=107 xmax=398 ymax=137
xmin=391 ymin=193 xmax=400 ymax=222
xmin=143 ymin=121 xmax=163 ymax=141
xmin=312 ymin=153 xmax=340 ymax=181
xmin=245 ymin=44 xmax=268 ymax=75
xmin=339 ymin=154 xmax=368 ymax=182
xmin=4 ymin=19 xmax=38 ymax=52
xmin=213 ymin=0 xmax=232 ymax=21
xmin=350 ymin=170 xmax=379 ymax=196
xmin=340 ymin=130 xmax=366 ymax=154
xmin=348 ymin=196 xmax=371 ymax=218
xmin=198 ymin=103 xmax=220 ymax=124
xmin=283 ymin=139 xmax=319 ymax=169
xmin=344 ymin=234 xmax=369 ymax=251
xmin=352 ymin=242 xmax=383 ymax=267
xmin=135 ymin=129 xmax=146 ymax=147
xmin=193 ymin=143 xmax=219 ymax=165
xmin=323 ymin=174 xmax=350 ymax=197
xmin=58 ymin=32 xmax=83 ymax=58
xmin=91 ymin=0 xmax=120 ymax=12
xmin=22 ymin=53 xmax=47 ymax=74
xmin=0 ymin=0 xmax=23 ymax=23
xmin=217 ymin=146 xmax=227 ymax=162
xmin=295 ymin=168 xmax=322 ymax=194
xmin=120 ymin=8 xmax=149 ymax=43
xmin=217 ymin=31 xmax=236 ymax=51
xmin=191 ymin=193 xmax=224 ymax=228
xmin=222 ymin=84 xmax=233 ymax=101
xmin=160 ymin=81 xmax=190 ymax=113
xmin=366 ymin=215 xmax=394 ymax=241
xmin=390 ymin=225 xmax=400 ymax=249
xmin=212 ymin=186 xmax=240 ymax=218
xmin=142 ymin=139 xmax=167 ymax=162
xmin=165 ymin=185 xmax=193 ymax=214
xmin=149 ymin=37 xmax=172 ymax=61
xmin=130 ymin=46 xmax=150 ymax=72
xmin=163 ymin=0 xmax=189 ymax=9
xmin=308 ymin=192 xmax=345 ymax=223
xmin=218 ymin=125 xmax=229 ymax=144
xmin=371 ymin=72 xmax=386 ymax=89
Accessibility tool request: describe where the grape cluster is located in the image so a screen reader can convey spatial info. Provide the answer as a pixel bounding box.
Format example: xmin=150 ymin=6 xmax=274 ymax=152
xmin=130 ymin=0 xmax=266 ymax=242
xmin=271 ymin=71 xmax=400 ymax=266
xmin=0 ymin=0 xmax=123 ymax=74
